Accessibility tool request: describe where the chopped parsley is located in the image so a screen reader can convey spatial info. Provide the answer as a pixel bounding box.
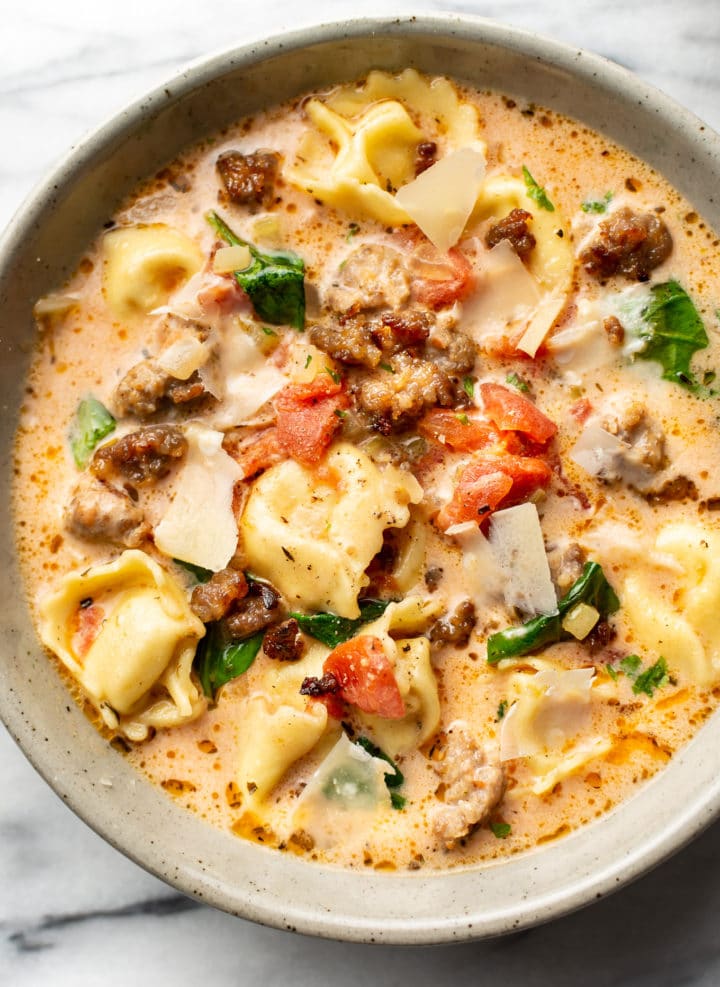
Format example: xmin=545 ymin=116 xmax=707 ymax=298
xmin=522 ymin=165 xmax=555 ymax=212
xmin=506 ymin=371 xmax=530 ymax=393
xmin=455 ymin=412 xmax=470 ymax=425
xmin=260 ymin=325 xmax=277 ymax=337
xmin=611 ymin=654 xmax=670 ymax=697
xmin=304 ymin=354 xmax=312 ymax=368
xmin=581 ymin=191 xmax=613 ymax=214
xmin=605 ymin=663 xmax=619 ymax=682
xmin=346 ymin=223 xmax=360 ymax=242
xmin=490 ymin=821 xmax=511 ymax=839
xmin=334 ymin=408 xmax=347 ymax=419
xmin=325 ymin=367 xmax=341 ymax=384
xmin=496 ymin=699 xmax=508 ymax=721
xmin=379 ymin=361 xmax=395 ymax=374
xmin=462 ymin=376 xmax=475 ymax=399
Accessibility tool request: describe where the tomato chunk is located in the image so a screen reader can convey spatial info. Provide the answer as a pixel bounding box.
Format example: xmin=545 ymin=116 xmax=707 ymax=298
xmin=479 ymin=382 xmax=557 ymax=444
xmin=230 ymin=427 xmax=284 ymax=480
xmin=414 ymin=248 xmax=475 ymax=309
xmin=323 ymin=635 xmax=406 ymax=719
xmin=436 ymin=454 xmax=553 ymax=531
xmin=436 ymin=465 xmax=513 ymax=530
xmin=418 ymin=409 xmax=522 ymax=454
xmin=274 ymin=375 xmax=349 ymax=466
xmin=72 ymin=603 xmax=105 ymax=658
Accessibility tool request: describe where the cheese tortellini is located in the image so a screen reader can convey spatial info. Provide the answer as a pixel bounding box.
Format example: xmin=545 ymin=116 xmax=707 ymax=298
xmin=102 ymin=224 xmax=203 ymax=320
xmin=623 ymin=524 xmax=720 ymax=688
xmin=39 ymin=550 xmax=206 ymax=740
xmin=499 ymin=660 xmax=610 ymax=795
xmin=240 ymin=442 xmax=423 ymax=618
xmin=286 ymin=68 xmax=484 ymax=226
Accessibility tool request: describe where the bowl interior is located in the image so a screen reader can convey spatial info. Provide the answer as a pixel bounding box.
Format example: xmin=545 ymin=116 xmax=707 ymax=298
xmin=2 ymin=15 xmax=720 ymax=944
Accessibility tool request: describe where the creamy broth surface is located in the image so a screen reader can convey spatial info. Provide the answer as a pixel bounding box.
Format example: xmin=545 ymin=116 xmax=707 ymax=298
xmin=15 ymin=71 xmax=720 ymax=871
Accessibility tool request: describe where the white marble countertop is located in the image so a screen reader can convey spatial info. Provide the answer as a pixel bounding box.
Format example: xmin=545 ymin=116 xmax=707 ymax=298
xmin=3 ymin=1 xmax=720 ymax=983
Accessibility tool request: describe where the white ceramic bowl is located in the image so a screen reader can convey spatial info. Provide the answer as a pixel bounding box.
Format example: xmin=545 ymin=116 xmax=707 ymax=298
xmin=2 ymin=15 xmax=720 ymax=944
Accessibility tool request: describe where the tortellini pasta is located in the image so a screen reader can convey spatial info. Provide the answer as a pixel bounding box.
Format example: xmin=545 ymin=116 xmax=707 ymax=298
xmin=38 ymin=550 xmax=206 ymax=741
xmin=469 ymin=174 xmax=574 ymax=354
xmin=623 ymin=524 xmax=720 ymax=688
xmin=240 ymin=442 xmax=423 ymax=618
xmin=355 ymin=597 xmax=443 ymax=756
xmin=102 ymin=224 xmax=203 ymax=320
xmin=286 ymin=68 xmax=485 ymax=226
xmin=500 ymin=660 xmax=610 ymax=795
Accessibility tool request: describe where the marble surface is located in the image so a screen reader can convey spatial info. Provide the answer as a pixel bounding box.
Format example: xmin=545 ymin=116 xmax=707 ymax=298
xmin=2 ymin=0 xmax=720 ymax=982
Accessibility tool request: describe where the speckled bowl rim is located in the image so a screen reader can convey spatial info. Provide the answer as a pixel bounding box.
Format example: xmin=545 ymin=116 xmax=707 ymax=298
xmin=2 ymin=13 xmax=720 ymax=945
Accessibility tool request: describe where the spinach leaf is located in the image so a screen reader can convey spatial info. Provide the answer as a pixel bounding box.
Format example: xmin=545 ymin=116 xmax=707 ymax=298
xmin=290 ymin=599 xmax=393 ymax=649
xmin=206 ymin=210 xmax=305 ymax=330
xmin=487 ymin=562 xmax=619 ymax=664
xmin=194 ymin=622 xmax=264 ymax=700
xmin=69 ymin=397 xmax=116 ymax=468
xmin=637 ymin=280 xmax=709 ymax=391
xmin=174 ymin=559 xmax=213 ymax=583
xmin=522 ymin=165 xmax=555 ymax=212
xmin=355 ymin=736 xmax=406 ymax=810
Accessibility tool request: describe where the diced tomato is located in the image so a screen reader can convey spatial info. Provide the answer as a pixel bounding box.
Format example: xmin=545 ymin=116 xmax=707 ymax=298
xmin=72 ymin=603 xmax=105 ymax=658
xmin=479 ymin=382 xmax=557 ymax=445
xmin=413 ymin=248 xmax=476 ymax=309
xmin=436 ymin=464 xmax=513 ymax=530
xmin=323 ymin=635 xmax=406 ymax=719
xmin=274 ymin=375 xmax=349 ymax=467
xmin=436 ymin=453 xmax=553 ymax=531
xmin=570 ymin=397 xmax=593 ymax=423
xmin=230 ymin=427 xmax=284 ymax=479
xmin=418 ymin=409 xmax=522 ymax=454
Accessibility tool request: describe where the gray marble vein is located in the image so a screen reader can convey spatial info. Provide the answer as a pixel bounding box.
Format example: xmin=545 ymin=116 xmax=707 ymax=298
xmin=2 ymin=0 xmax=720 ymax=983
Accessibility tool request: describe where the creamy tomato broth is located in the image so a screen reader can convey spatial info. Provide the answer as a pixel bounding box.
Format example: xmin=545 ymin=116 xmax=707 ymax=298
xmin=16 ymin=70 xmax=720 ymax=871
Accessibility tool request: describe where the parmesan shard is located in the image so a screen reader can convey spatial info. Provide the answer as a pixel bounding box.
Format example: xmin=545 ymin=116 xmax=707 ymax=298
xmin=515 ymin=289 xmax=566 ymax=357
xmin=154 ymin=423 xmax=242 ymax=571
xmin=394 ymin=145 xmax=487 ymax=252
xmin=209 ymin=331 xmax=286 ymax=428
xmin=464 ymin=240 xmax=540 ymax=341
xmin=488 ymin=503 xmax=557 ymax=616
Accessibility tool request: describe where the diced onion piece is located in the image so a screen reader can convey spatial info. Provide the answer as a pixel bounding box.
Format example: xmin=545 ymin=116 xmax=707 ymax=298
xmin=156 ymin=335 xmax=209 ymax=380
xmin=33 ymin=293 xmax=79 ymax=319
xmin=212 ymin=244 xmax=252 ymax=275
xmin=154 ymin=423 xmax=242 ymax=571
xmin=394 ymin=145 xmax=486 ymax=252
xmin=562 ymin=602 xmax=600 ymax=640
xmin=252 ymin=214 xmax=282 ymax=246
xmin=488 ymin=503 xmax=557 ymax=616
xmin=516 ymin=289 xmax=566 ymax=357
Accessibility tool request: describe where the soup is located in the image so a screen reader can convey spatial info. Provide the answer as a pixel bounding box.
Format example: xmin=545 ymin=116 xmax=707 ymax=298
xmin=16 ymin=69 xmax=720 ymax=871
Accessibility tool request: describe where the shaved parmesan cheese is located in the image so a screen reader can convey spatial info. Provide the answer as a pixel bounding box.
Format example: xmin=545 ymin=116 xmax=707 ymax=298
xmin=154 ymin=423 xmax=242 ymax=571
xmin=569 ymin=422 xmax=630 ymax=479
xmin=394 ymin=145 xmax=486 ymax=252
xmin=156 ymin=334 xmax=210 ymax=380
xmin=293 ymin=734 xmax=391 ymax=849
xmin=464 ymin=240 xmax=540 ymax=340
xmin=500 ymin=664 xmax=595 ymax=761
xmin=212 ymin=244 xmax=252 ymax=274
xmin=489 ymin=504 xmax=557 ymax=616
xmin=209 ymin=331 xmax=286 ymax=428
xmin=516 ymin=289 xmax=566 ymax=357
xmin=445 ymin=521 xmax=504 ymax=609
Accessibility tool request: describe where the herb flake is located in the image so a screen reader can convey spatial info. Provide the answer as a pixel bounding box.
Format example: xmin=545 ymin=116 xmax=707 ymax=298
xmin=581 ymin=191 xmax=613 ymax=214
xmin=506 ymin=371 xmax=530 ymax=393
xmin=522 ymin=165 xmax=555 ymax=212
xmin=462 ymin=376 xmax=475 ymax=400
xmin=490 ymin=821 xmax=511 ymax=839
